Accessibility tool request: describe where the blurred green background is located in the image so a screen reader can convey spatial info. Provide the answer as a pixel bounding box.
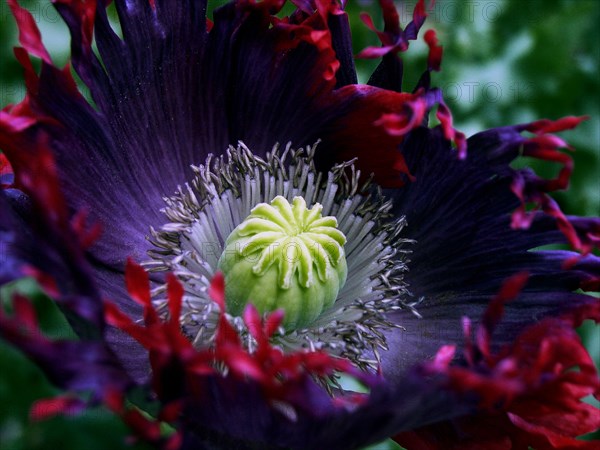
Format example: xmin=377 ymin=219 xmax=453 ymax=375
xmin=0 ymin=1 xmax=598 ymax=449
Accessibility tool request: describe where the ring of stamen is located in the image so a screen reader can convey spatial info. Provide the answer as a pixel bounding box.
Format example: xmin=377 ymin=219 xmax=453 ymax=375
xmin=145 ymin=142 xmax=418 ymax=372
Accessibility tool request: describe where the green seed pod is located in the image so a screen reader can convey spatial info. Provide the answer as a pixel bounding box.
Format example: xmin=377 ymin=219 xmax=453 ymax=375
xmin=217 ymin=196 xmax=348 ymax=330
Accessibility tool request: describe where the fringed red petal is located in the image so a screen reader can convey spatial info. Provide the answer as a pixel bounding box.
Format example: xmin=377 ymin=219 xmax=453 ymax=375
xmin=371 ymin=88 xmax=467 ymax=166
xmin=567 ymin=218 xmax=600 ymax=279
xmin=354 ymin=0 xmax=467 ymax=167
xmin=7 ymin=0 xmax=52 ymax=64
xmin=30 ymin=395 xmax=86 ymax=421
xmin=107 ymin=262 xmax=370 ymax=418
xmin=0 ymin=126 xmax=67 ymax=228
xmin=124 ymin=258 xmax=153 ymax=309
xmin=524 ymin=116 xmax=588 ymax=135
xmin=1 ymin=108 xmax=106 ymax=323
xmin=395 ymin=275 xmax=600 ymax=449
xmin=506 ymin=117 xmax=596 ymax=258
xmin=70 ymin=209 xmax=103 ymax=250
xmin=424 ymin=29 xmax=442 ymax=71
xmin=0 ymin=152 xmax=13 ymax=185
xmin=269 ymin=1 xmax=342 ymax=82
xmin=323 ymin=85 xmax=420 ymax=187
xmin=9 ymin=294 xmax=40 ymax=332
xmin=104 ymin=389 xmax=181 ymax=450
xmin=357 ymin=0 xmax=429 ymax=58
xmin=1 ymin=90 xmax=98 ymax=254
xmin=436 ymin=101 xmax=467 ymax=158
xmin=53 ymin=0 xmax=97 ymax=49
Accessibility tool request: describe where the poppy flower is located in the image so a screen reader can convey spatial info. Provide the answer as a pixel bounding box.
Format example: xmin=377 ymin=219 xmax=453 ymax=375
xmin=1 ymin=0 xmax=599 ymax=449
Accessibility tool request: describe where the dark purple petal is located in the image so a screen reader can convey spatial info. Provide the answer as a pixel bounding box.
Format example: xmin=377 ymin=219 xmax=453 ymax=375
xmin=179 ymin=371 xmax=472 ymax=450
xmin=3 ymin=0 xmax=435 ymax=395
xmin=206 ymin=2 xmax=337 ymax=150
xmin=1 ymin=1 xmax=598 ymax=448
xmin=368 ymin=54 xmax=404 ymax=92
xmin=0 ymin=190 xmax=26 ymax=285
xmin=328 ymin=9 xmax=358 ymax=88
xmin=381 ymin=126 xmax=600 ymax=378
xmin=5 ymin=0 xmax=433 ymax=281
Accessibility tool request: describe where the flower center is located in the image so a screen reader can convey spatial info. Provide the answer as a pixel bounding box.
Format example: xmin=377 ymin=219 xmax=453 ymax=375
xmin=146 ymin=142 xmax=418 ymax=373
xmin=217 ymin=196 xmax=348 ymax=329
